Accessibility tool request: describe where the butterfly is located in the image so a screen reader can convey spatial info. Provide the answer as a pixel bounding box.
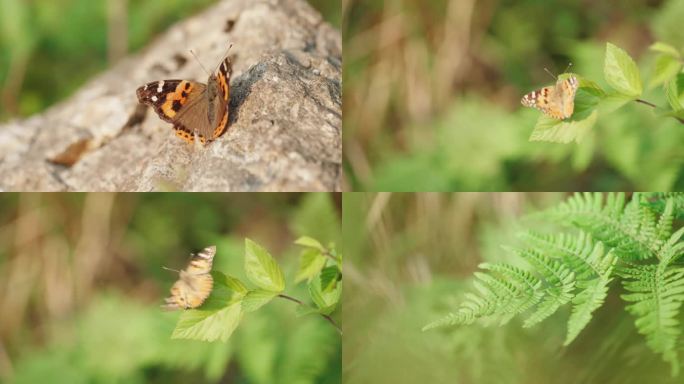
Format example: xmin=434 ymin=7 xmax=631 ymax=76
xmin=521 ymin=75 xmax=579 ymax=120
xmin=162 ymin=245 xmax=216 ymax=310
xmin=136 ymin=54 xmax=232 ymax=144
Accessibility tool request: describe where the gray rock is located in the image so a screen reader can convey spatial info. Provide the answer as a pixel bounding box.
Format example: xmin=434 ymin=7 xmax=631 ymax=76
xmin=0 ymin=0 xmax=341 ymax=191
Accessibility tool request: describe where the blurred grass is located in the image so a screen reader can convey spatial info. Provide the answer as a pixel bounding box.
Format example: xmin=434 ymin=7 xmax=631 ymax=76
xmin=342 ymin=0 xmax=684 ymax=191
xmin=342 ymin=193 xmax=684 ymax=384
xmin=0 ymin=0 xmax=340 ymax=122
xmin=0 ymin=192 xmax=341 ymax=383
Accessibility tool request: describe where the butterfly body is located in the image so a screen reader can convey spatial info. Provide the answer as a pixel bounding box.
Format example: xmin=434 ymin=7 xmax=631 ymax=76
xmin=136 ymin=56 xmax=232 ymax=144
xmin=521 ymin=76 xmax=578 ymax=120
xmin=163 ymin=245 xmax=216 ymax=310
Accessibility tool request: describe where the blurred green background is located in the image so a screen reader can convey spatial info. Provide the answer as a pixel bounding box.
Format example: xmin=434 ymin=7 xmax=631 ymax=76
xmin=343 ymin=193 xmax=683 ymax=384
xmin=343 ymin=0 xmax=684 ymax=191
xmin=0 ymin=192 xmax=341 ymax=384
xmin=0 ymin=0 xmax=340 ymax=122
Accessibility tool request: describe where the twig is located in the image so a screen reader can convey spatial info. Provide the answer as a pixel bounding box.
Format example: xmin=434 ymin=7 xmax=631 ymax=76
xmin=635 ymin=99 xmax=684 ymax=124
xmin=277 ymin=294 xmax=342 ymax=335
xmin=322 ymin=250 xmax=339 ymax=263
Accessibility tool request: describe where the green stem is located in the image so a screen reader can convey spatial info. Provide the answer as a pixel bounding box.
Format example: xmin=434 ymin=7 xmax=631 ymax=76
xmin=277 ymin=294 xmax=342 ymax=335
xmin=635 ymin=99 xmax=684 ymax=124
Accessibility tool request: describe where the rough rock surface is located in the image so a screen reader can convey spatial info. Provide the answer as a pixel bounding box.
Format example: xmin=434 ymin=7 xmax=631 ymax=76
xmin=0 ymin=0 xmax=341 ymax=191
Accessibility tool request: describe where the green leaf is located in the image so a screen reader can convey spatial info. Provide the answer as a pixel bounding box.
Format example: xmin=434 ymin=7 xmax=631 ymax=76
xmin=244 ymin=238 xmax=285 ymax=292
xmin=172 ymin=302 xmax=242 ymax=342
xmin=573 ymin=79 xmax=605 ymax=115
xmin=319 ymin=265 xmax=341 ymax=291
xmin=649 ymin=42 xmax=681 ymax=58
xmin=309 ymin=274 xmax=342 ymax=315
xmin=598 ymin=92 xmax=633 ymax=114
xmin=242 ymin=289 xmax=278 ymax=312
xmin=604 ymin=42 xmax=643 ymax=97
xmin=171 ymin=273 xmax=244 ymax=342
xmin=565 ymin=247 xmax=617 ymax=345
xmin=295 ymin=248 xmax=327 ymax=283
xmin=529 ymin=110 xmax=597 ymax=144
xmin=294 ymin=236 xmax=326 ymax=251
xmin=649 ymin=54 xmax=682 ymax=89
xmin=222 ymin=273 xmax=248 ymax=295
xmin=665 ymin=75 xmax=684 ymax=111
xmin=295 ymin=304 xmax=320 ymax=317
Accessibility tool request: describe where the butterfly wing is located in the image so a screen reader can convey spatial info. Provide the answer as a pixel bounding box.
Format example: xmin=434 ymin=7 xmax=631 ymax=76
xmin=162 ymin=245 xmax=216 ymax=310
xmin=521 ymin=85 xmax=554 ymax=115
xmin=136 ymin=80 xmax=206 ymax=124
xmin=556 ymin=76 xmax=578 ymax=119
xmin=197 ymin=57 xmax=232 ymax=142
xmin=521 ymin=76 xmax=578 ymax=120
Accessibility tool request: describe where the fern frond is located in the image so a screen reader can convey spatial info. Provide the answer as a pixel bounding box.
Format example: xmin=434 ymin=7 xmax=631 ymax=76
xmin=479 ymin=263 xmax=544 ymax=324
xmin=510 ymin=248 xmax=575 ymax=327
xmin=565 ymin=248 xmax=616 ymax=345
xmin=619 ymin=225 xmax=684 ymax=375
xmin=550 ymin=193 xmax=659 ymax=260
xmin=522 ymin=230 xmax=604 ymax=281
xmin=644 ymin=192 xmax=684 ymax=219
xmin=425 ymin=194 xmax=684 ymax=375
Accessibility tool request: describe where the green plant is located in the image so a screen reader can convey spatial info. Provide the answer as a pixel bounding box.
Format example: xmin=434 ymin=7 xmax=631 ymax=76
xmin=171 ymin=237 xmax=342 ymax=342
xmin=530 ymin=42 xmax=684 ymax=144
xmin=424 ymin=192 xmax=684 ymax=376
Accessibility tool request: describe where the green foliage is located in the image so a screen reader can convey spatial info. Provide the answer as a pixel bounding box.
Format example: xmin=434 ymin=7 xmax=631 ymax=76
xmin=1 ymin=193 xmax=341 ymax=383
xmin=529 ymin=42 xmax=658 ymax=144
xmin=171 ymin=271 xmax=245 ymax=342
xmin=604 ymin=43 xmax=643 ymax=97
xmin=170 ymin=237 xmax=341 ymax=343
xmin=244 ymin=238 xmax=286 ymax=292
xmin=295 ymin=237 xmax=342 ymax=316
xmin=345 ymin=1 xmax=684 ymax=191
xmin=424 ymin=192 xmax=684 ymax=375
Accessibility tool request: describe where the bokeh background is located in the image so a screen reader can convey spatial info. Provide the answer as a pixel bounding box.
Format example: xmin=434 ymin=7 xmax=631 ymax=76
xmin=0 ymin=0 xmax=340 ymax=122
xmin=343 ymin=193 xmax=682 ymax=384
xmin=343 ymin=0 xmax=684 ymax=191
xmin=0 ymin=193 xmax=341 ymax=383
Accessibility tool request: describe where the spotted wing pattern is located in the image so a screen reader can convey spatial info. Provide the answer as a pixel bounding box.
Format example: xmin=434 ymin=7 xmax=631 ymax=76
xmin=162 ymin=245 xmax=216 ymax=310
xmin=521 ymin=76 xmax=579 ymax=120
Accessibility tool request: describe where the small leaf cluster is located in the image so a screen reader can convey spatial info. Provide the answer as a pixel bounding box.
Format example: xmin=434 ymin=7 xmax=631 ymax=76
xmin=171 ymin=237 xmax=341 ymax=343
xmin=424 ymin=192 xmax=684 ymax=376
xmin=530 ymin=42 xmax=683 ymax=144
xmin=293 ymin=236 xmax=342 ymax=316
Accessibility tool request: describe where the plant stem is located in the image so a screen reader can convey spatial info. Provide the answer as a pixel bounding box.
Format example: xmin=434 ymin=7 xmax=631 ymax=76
xmin=635 ymin=99 xmax=684 ymax=124
xmin=277 ymin=294 xmax=342 ymax=335
xmin=322 ymin=250 xmax=339 ymax=263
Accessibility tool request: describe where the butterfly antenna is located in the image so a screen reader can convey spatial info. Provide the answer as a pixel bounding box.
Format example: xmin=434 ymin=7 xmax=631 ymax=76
xmin=212 ymin=42 xmax=234 ymax=73
xmin=189 ymin=49 xmax=211 ymax=77
xmin=563 ymin=62 xmax=573 ymax=74
xmin=162 ymin=266 xmax=181 ymax=273
xmin=543 ymin=67 xmax=557 ymax=80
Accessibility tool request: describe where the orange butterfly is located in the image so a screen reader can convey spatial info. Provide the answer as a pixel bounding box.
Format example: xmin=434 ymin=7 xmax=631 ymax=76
xmin=162 ymin=245 xmax=216 ymax=310
xmin=521 ymin=75 xmax=578 ymax=120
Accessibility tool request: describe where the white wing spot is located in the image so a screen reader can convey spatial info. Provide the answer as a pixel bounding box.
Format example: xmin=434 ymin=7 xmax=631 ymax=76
xmin=151 ymin=95 xmax=158 ymax=102
xmin=157 ymin=80 xmax=165 ymax=93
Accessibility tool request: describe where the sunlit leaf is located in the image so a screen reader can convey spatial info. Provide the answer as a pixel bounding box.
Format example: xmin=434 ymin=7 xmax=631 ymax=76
xmin=529 ymin=110 xmax=597 ymax=144
xmin=295 ymin=248 xmax=327 ymax=283
xmin=171 ymin=273 xmax=244 ymax=342
xmin=665 ymin=74 xmax=684 ymax=111
xmin=649 ymin=42 xmax=681 ymax=58
xmin=294 ymin=236 xmax=325 ymax=251
xmin=244 ymin=239 xmax=285 ymax=292
xmin=309 ymin=274 xmax=341 ymax=315
xmin=242 ymin=289 xmax=278 ymax=312
xmin=649 ymin=54 xmax=682 ymax=89
xmin=604 ymin=42 xmax=643 ymax=97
